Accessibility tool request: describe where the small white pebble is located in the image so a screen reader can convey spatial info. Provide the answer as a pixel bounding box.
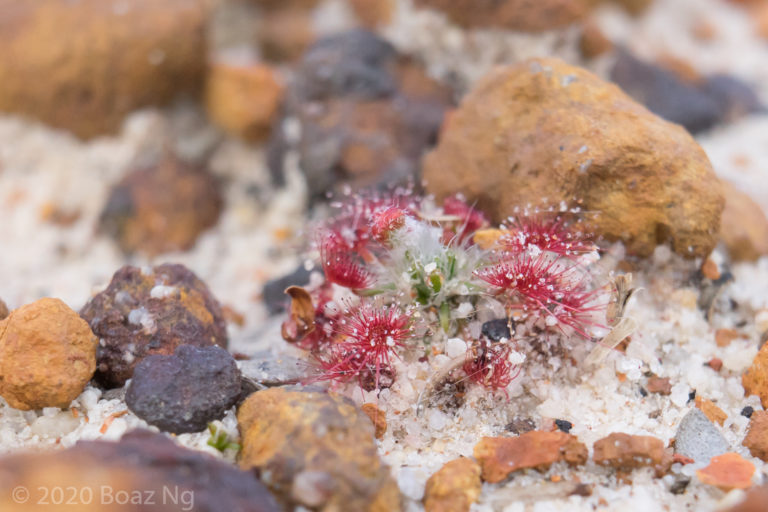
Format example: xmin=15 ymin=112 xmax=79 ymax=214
xmin=445 ymin=338 xmax=467 ymax=358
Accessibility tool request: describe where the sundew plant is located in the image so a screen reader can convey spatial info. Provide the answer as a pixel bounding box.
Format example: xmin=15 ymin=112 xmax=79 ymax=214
xmin=282 ymin=190 xmax=610 ymax=396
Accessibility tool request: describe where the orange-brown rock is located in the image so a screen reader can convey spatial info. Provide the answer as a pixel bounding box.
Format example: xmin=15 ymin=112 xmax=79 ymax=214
xmin=0 ymin=430 xmax=279 ymax=512
xmin=361 ymin=403 xmax=387 ymax=439
xmin=423 ymin=458 xmax=482 ymax=512
xmin=579 ymin=19 xmax=613 ymax=59
xmin=701 ymin=258 xmax=721 ymax=280
xmin=0 ymin=298 xmax=97 ymax=410
xmin=258 ymin=7 xmax=316 ymax=62
xmin=423 ymin=58 xmax=724 ymax=259
xmin=646 ymin=376 xmax=672 ymax=395
xmin=238 ymin=388 xmax=401 ymax=511
xmin=743 ymin=341 xmax=768 ymax=408
xmin=350 ymin=0 xmax=395 ymax=27
xmin=413 ymin=0 xmax=589 ymax=32
xmin=695 ymin=396 xmax=728 ymax=426
xmin=719 ymin=180 xmax=768 ymax=261
xmin=206 ymin=59 xmax=284 ymax=141
xmin=593 ymin=433 xmax=672 ymax=477
xmin=0 ymin=0 xmax=207 ymax=139
xmin=696 ymin=452 xmax=755 ymax=491
xmin=743 ymin=410 xmax=768 ymax=462
xmin=473 ymin=431 xmax=587 ymax=483
xmin=0 ymin=298 xmax=8 ymax=320
xmin=716 ymin=327 xmax=744 ymax=347
xmin=99 ymin=156 xmax=222 ymax=256
xmin=758 ymin=5 xmax=768 ymax=40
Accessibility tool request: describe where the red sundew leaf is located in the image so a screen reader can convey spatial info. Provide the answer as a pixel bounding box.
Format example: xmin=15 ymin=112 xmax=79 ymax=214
xmin=370 ymin=206 xmax=407 ymax=244
xmin=476 ymin=253 xmax=606 ymax=338
xmin=442 ymin=195 xmax=489 ymax=244
xmin=326 ymin=190 xmax=421 ymax=257
xmin=462 ymin=341 xmax=519 ymax=391
xmin=312 ymin=303 xmax=411 ymax=392
xmin=501 ymin=213 xmax=595 ymax=257
xmin=318 ymin=230 xmax=375 ymax=290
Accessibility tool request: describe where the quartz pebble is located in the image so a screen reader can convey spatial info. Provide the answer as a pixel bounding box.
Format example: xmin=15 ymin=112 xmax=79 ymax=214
xmin=674 ymin=408 xmax=729 ymax=468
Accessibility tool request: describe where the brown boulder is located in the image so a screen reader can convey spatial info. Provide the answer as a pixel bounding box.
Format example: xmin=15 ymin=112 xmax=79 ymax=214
xmin=0 ymin=298 xmax=8 ymax=320
xmin=80 ymin=264 xmax=228 ymax=388
xmin=743 ymin=410 xmax=768 ymax=462
xmin=206 ymin=59 xmax=284 ymax=142
xmin=743 ymin=341 xmax=768 ymax=408
xmin=423 ymin=458 xmax=482 ymax=512
xmin=99 ymin=156 xmax=223 ymax=256
xmin=238 ymin=388 xmax=401 ymax=511
xmin=473 ymin=431 xmax=587 ymax=483
xmin=0 ymin=429 xmax=279 ymax=512
xmin=413 ymin=0 xmax=589 ymax=32
xmin=593 ymin=433 xmax=672 ymax=477
xmin=0 ymin=298 xmax=97 ymax=410
xmin=719 ymin=180 xmax=768 ymax=261
xmin=423 ymin=58 xmax=723 ymax=258
xmin=0 ymin=0 xmax=207 ymax=139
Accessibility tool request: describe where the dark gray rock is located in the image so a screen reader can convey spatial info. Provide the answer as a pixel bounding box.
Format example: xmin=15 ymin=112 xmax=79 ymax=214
xmin=481 ymin=318 xmax=513 ymax=342
xmin=0 ymin=429 xmax=281 ymax=512
xmin=610 ymin=50 xmax=765 ymax=134
xmin=126 ymin=345 xmax=241 ymax=434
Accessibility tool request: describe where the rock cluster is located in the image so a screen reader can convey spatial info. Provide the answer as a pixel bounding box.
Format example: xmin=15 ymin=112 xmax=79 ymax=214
xmin=238 ymin=388 xmax=401 ymax=511
xmin=0 ymin=0 xmax=207 ymax=138
xmin=126 ymin=345 xmax=241 ymax=434
xmin=269 ymin=30 xmax=452 ymax=198
xmin=0 ymin=430 xmax=279 ymax=512
xmin=80 ymin=264 xmax=228 ymax=388
xmin=99 ymin=156 xmax=223 ymax=256
xmin=0 ymin=298 xmax=97 ymax=410
xmin=424 ymin=57 xmax=724 ymax=258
